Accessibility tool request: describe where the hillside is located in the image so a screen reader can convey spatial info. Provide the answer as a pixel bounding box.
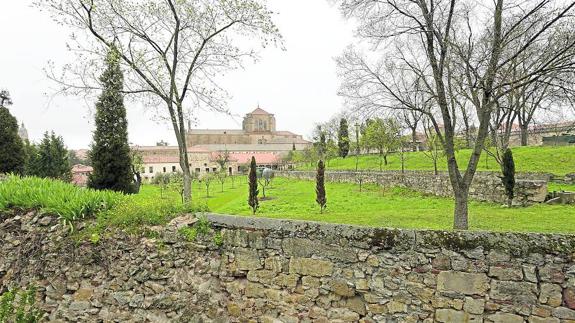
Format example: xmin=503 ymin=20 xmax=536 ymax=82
xmin=296 ymin=145 xmax=575 ymax=176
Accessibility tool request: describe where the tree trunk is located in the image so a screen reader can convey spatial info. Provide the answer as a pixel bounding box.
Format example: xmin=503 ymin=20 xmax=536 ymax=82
xmin=433 ymin=160 xmax=438 ymax=175
xmin=453 ymin=188 xmax=469 ymax=230
xmin=383 ymin=154 xmax=388 ymax=166
xmin=411 ymin=128 xmax=418 ymax=151
xmin=520 ymin=124 xmax=528 ymax=146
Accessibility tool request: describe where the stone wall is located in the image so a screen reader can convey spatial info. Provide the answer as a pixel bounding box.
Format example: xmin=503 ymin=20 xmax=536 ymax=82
xmin=279 ymin=170 xmax=549 ymax=205
xmin=3 ymin=210 xmax=575 ymax=322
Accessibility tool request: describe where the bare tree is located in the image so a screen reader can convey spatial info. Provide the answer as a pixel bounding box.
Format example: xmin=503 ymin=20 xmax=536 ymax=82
xmin=336 ymin=0 xmax=575 ymax=229
xmin=36 ymin=0 xmax=281 ymax=203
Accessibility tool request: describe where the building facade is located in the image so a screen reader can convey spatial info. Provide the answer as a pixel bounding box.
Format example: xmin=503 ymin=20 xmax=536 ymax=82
xmin=136 ymin=146 xmax=240 ymax=182
xmin=186 ymin=107 xmax=311 ymax=153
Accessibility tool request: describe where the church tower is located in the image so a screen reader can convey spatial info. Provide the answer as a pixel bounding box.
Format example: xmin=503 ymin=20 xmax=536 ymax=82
xmin=18 ymin=122 xmax=28 ymax=141
xmin=242 ymin=107 xmax=276 ymax=133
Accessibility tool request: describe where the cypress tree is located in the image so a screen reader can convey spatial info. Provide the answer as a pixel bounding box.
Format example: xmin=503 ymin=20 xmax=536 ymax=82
xmin=89 ymin=46 xmax=134 ymax=193
xmin=316 ymin=160 xmax=327 ymax=213
xmin=248 ymin=156 xmax=259 ymax=214
xmin=35 ymin=131 xmax=72 ymax=181
xmin=338 ymin=118 xmax=350 ymax=158
xmin=0 ymin=103 xmax=25 ymax=175
xmin=501 ymin=148 xmax=515 ymax=207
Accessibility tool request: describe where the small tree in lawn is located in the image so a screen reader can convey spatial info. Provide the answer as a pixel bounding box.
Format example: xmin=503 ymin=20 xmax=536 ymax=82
xmin=316 ymin=160 xmax=327 ymax=213
xmin=0 ymin=93 xmax=25 ymax=175
xmin=200 ymin=173 xmax=214 ymax=198
xmin=258 ymin=168 xmax=274 ymax=198
xmin=248 ymin=156 xmax=259 ymax=214
xmin=215 ymin=170 xmax=227 ymax=192
xmin=338 ymin=118 xmax=350 ymax=158
xmin=501 ymin=148 xmax=515 ymax=207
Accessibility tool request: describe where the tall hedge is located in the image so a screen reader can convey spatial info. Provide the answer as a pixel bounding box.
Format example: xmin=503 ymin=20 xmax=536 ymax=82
xmin=248 ymin=156 xmax=259 ymax=214
xmin=316 ymin=160 xmax=327 ymax=213
xmin=88 ymin=46 xmax=134 ymax=193
xmin=0 ymin=106 xmax=25 ymax=175
xmin=501 ymin=148 xmax=515 ymax=207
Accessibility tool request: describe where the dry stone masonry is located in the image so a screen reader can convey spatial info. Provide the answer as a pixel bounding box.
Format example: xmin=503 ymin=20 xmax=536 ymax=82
xmin=2 ymin=210 xmax=575 ymax=322
xmin=278 ymin=170 xmax=549 ymax=205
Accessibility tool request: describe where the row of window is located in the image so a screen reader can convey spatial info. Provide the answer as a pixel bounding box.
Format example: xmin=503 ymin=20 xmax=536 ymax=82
xmin=142 ymin=165 xmax=241 ymax=174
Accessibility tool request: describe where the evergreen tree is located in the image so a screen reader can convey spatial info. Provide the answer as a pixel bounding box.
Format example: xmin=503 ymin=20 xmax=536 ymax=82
xmin=248 ymin=156 xmax=259 ymax=214
xmin=88 ymin=46 xmax=134 ymax=193
xmin=315 ymin=160 xmax=327 ymax=213
xmin=0 ymin=93 xmax=25 ymax=175
xmin=35 ymin=132 xmax=72 ymax=181
xmin=23 ymin=140 xmax=40 ymax=176
xmin=337 ymin=118 xmax=350 ymax=158
xmin=501 ymin=148 xmax=516 ymax=207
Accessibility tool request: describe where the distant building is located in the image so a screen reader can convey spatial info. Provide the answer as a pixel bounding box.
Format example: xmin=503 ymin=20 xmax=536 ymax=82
xmin=186 ymin=107 xmax=311 ymax=153
xmin=71 ymin=164 xmax=93 ymax=187
xmin=18 ymin=122 xmax=28 ymax=141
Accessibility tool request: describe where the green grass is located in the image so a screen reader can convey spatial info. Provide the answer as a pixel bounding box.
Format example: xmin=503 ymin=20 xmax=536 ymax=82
xmin=140 ymin=177 xmax=575 ymax=234
xmin=0 ymin=175 xmax=205 ymax=234
xmin=0 ymin=175 xmax=123 ymax=224
xmin=297 ymin=145 xmax=575 ymax=176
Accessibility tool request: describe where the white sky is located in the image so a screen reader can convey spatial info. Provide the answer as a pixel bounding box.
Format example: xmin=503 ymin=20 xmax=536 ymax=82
xmin=0 ymin=1 xmax=355 ymax=149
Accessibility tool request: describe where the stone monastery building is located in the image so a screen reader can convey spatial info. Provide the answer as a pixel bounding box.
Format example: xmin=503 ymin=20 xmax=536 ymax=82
xmin=136 ymin=107 xmax=311 ymax=181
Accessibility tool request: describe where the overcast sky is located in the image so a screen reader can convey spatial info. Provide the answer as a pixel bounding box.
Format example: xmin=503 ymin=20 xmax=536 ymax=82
xmin=0 ymin=1 xmax=355 ymax=149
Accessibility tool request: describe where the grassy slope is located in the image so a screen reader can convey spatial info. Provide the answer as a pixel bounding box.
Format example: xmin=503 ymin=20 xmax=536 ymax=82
xmin=297 ymin=145 xmax=575 ymax=176
xmin=141 ymin=177 xmax=575 ymax=234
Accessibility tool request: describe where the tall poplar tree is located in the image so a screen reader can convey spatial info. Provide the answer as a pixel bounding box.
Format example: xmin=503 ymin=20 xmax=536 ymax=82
xmin=0 ymin=92 xmax=25 ymax=175
xmin=88 ymin=47 xmax=134 ymax=193
xmin=338 ymin=118 xmax=350 ymax=158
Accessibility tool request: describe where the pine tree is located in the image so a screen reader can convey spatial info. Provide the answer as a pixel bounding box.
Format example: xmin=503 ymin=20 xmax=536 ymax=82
xmin=35 ymin=132 xmax=72 ymax=181
xmin=501 ymin=148 xmax=515 ymax=207
xmin=248 ymin=156 xmax=259 ymax=214
xmin=88 ymin=46 xmax=134 ymax=193
xmin=316 ymin=160 xmax=327 ymax=213
xmin=337 ymin=118 xmax=350 ymax=158
xmin=0 ymin=95 xmax=25 ymax=175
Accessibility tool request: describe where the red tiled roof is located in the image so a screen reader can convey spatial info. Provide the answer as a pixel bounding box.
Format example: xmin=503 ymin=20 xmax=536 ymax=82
xmin=72 ymin=164 xmax=93 ymax=173
xmin=229 ymin=152 xmax=281 ymax=165
xmin=143 ymin=156 xmax=180 ymax=164
xmin=209 ymin=152 xmax=239 ymax=162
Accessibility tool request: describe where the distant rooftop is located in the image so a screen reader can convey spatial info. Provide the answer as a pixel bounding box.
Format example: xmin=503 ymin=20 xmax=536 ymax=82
xmin=248 ymin=107 xmax=273 ymax=115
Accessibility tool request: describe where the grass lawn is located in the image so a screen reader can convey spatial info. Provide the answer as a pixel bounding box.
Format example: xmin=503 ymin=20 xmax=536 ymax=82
xmin=297 ymin=145 xmax=575 ymax=176
xmin=140 ymin=177 xmax=575 ymax=234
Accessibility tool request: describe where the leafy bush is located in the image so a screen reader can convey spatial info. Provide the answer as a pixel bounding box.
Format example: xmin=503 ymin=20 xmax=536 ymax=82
xmin=0 ymin=286 xmax=43 ymax=323
xmin=0 ymin=175 xmax=124 ymax=225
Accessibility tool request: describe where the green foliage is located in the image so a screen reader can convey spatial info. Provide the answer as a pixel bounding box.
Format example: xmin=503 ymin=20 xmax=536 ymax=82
xmin=248 ymin=156 xmax=259 ymax=214
xmin=315 ymin=160 xmax=327 ymax=213
xmin=0 ymin=286 xmax=43 ymax=323
xmin=199 ymin=172 xmax=215 ymax=197
xmin=0 ymin=106 xmax=25 ymax=175
xmin=178 ymin=216 xmax=210 ymax=242
xmin=502 ymin=148 xmax=516 ymax=206
xmin=338 ymin=118 xmax=350 ymax=158
xmin=0 ymin=175 xmax=123 ymax=226
xmin=89 ymin=46 xmax=134 ymax=194
xmin=362 ymin=118 xmax=401 ymax=170
xmin=29 ymin=131 xmax=72 ymax=181
xmin=213 ymin=231 xmax=223 ymax=246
